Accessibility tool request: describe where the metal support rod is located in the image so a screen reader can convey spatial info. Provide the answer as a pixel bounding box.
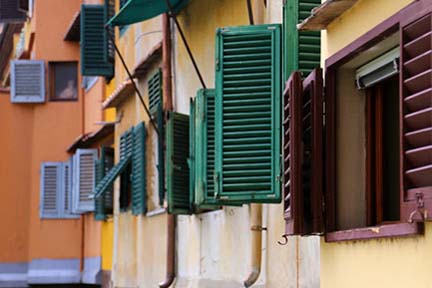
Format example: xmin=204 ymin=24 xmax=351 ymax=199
xmin=247 ymin=0 xmax=254 ymax=25
xmin=163 ymin=0 xmax=207 ymax=89
xmin=106 ymin=28 xmax=159 ymax=134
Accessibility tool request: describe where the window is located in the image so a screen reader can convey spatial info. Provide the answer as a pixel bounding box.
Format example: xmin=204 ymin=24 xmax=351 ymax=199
xmin=40 ymin=161 xmax=79 ymax=219
xmin=283 ymin=0 xmax=431 ymax=240
xmin=49 ymin=62 xmax=78 ymax=101
xmin=95 ymin=146 xmax=115 ymax=221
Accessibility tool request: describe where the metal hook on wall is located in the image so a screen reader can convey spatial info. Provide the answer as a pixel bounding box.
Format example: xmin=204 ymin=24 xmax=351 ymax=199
xmin=278 ymin=234 xmax=289 ymax=246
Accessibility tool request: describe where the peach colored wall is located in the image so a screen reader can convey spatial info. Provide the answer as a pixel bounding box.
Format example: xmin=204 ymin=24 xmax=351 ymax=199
xmin=83 ymin=214 xmax=102 ymax=258
xmin=84 ymin=78 xmax=104 ymax=135
xmin=28 ymin=0 xmax=84 ymax=260
xmin=0 ymin=92 xmax=33 ymax=263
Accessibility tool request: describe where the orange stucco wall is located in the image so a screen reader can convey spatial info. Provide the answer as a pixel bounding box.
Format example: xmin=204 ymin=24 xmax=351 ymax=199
xmin=27 ymin=0 xmax=84 ymax=260
xmin=0 ymin=91 xmax=33 ymax=263
xmin=84 ymin=78 xmax=104 ymax=135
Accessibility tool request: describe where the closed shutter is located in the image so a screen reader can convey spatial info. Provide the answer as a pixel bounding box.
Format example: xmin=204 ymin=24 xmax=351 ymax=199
xmin=10 ymin=60 xmax=45 ymax=103
xmin=284 ymin=69 xmax=324 ymax=235
xmin=284 ymin=0 xmax=321 ymax=80
xmin=214 ymin=24 xmax=282 ymax=203
xmin=166 ymin=112 xmax=192 ymax=214
xmin=131 ymin=122 xmax=147 ymax=215
xmin=400 ymin=12 xmax=432 ymax=221
xmin=148 ymin=69 xmax=163 ymax=116
xmin=80 ymin=4 xmax=113 ymax=77
xmin=0 ymin=0 xmax=26 ymax=23
xmin=73 ymin=149 xmax=98 ymax=213
xmin=40 ymin=163 xmax=60 ymax=219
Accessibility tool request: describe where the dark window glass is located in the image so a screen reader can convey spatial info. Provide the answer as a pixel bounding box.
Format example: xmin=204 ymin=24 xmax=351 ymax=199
xmin=50 ymin=62 xmax=78 ymax=101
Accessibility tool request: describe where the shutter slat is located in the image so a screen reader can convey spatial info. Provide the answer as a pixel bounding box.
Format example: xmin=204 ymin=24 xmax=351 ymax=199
xmin=11 ymin=60 xmax=45 ymax=103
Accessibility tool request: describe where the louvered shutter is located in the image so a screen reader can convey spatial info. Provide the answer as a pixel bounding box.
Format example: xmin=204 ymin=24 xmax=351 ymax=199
xmin=10 ymin=60 xmax=45 ymax=103
xmin=40 ymin=163 xmax=60 ymax=219
xmin=73 ymin=149 xmax=98 ymax=213
xmin=190 ymin=98 xmax=196 ymax=205
xmin=80 ymin=4 xmax=113 ymax=77
xmin=105 ymin=0 xmax=115 ymax=64
xmin=61 ymin=160 xmax=79 ymax=218
xmin=284 ymin=69 xmax=324 ymax=235
xmin=166 ymin=112 xmax=192 ymax=214
xmin=157 ymin=104 xmax=165 ymax=205
xmin=148 ymin=69 xmax=163 ymax=116
xmin=119 ymin=129 xmax=133 ymax=210
xmin=94 ymin=157 xmax=105 ymax=220
xmin=284 ymin=72 xmax=303 ymax=234
xmin=132 ymin=122 xmax=147 ymax=215
xmin=0 ymin=0 xmax=26 ymax=23
xmin=283 ymin=0 xmax=321 ymax=80
xmin=400 ymin=12 xmax=432 ymax=221
xmin=214 ymin=24 xmax=282 ymax=203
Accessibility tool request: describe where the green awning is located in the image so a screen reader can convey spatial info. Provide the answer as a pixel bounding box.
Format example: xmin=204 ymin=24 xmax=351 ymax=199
xmin=107 ymin=0 xmax=189 ymax=26
xmin=91 ymin=156 xmax=131 ymax=199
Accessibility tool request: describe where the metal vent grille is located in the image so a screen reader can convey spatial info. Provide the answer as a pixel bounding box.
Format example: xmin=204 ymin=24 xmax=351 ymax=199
xmin=11 ymin=60 xmax=45 ymax=103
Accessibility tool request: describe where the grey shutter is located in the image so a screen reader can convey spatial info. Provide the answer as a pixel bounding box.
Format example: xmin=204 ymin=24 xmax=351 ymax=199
xmin=61 ymin=160 xmax=79 ymax=218
xmin=40 ymin=163 xmax=60 ymax=219
xmin=0 ymin=0 xmax=26 ymax=23
xmin=73 ymin=149 xmax=98 ymax=213
xmin=10 ymin=60 xmax=45 ymax=103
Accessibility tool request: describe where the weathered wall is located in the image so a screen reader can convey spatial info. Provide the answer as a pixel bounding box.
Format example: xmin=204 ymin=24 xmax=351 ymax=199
xmin=319 ymin=0 xmax=429 ymax=287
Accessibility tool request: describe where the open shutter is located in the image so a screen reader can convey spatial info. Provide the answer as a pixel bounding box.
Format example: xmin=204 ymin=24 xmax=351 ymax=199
xmin=132 ymin=122 xmax=147 ymax=215
xmin=80 ymin=4 xmax=113 ymax=77
xmin=148 ymin=69 xmax=163 ymax=116
xmin=94 ymin=157 xmax=105 ymax=220
xmin=40 ymin=163 xmax=60 ymax=219
xmin=284 ymin=69 xmax=324 ymax=235
xmin=61 ymin=160 xmax=79 ymax=218
xmin=400 ymin=12 xmax=432 ymax=221
xmin=157 ymin=104 xmax=165 ymax=205
xmin=166 ymin=112 xmax=192 ymax=214
xmin=283 ymin=0 xmax=321 ymax=80
xmin=284 ymin=72 xmax=303 ymax=234
xmin=10 ymin=60 xmax=45 ymax=103
xmin=214 ymin=24 xmax=282 ymax=204
xmin=105 ymin=0 xmax=115 ymax=64
xmin=0 ymin=0 xmax=26 ymax=23
xmin=73 ymin=149 xmax=98 ymax=213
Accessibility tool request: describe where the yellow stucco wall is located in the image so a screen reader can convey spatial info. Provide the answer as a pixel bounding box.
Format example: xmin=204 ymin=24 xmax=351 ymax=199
xmin=319 ymin=1 xmax=430 ymax=287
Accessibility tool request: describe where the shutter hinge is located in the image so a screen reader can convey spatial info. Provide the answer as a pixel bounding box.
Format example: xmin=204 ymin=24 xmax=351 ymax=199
xmin=408 ymin=192 xmax=428 ymax=223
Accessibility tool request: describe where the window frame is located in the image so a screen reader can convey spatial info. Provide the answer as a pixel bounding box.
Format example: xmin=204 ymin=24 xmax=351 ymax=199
xmin=49 ymin=61 xmax=79 ymax=102
xmin=324 ymin=0 xmax=431 ymax=241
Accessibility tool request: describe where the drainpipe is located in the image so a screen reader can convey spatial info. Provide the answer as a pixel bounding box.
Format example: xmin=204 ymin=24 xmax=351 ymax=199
xmin=244 ymin=204 xmax=263 ymax=287
xmin=159 ymin=12 xmax=176 ymax=288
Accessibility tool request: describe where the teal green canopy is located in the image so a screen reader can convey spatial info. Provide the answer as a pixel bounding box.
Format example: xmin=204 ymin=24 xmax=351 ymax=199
xmin=107 ymin=0 xmax=189 ymax=26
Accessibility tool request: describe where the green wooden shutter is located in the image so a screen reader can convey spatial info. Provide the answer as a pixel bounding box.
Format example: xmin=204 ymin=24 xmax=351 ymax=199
xmin=189 ymin=98 xmax=196 ymax=206
xmin=284 ymin=0 xmax=321 ymax=81
xmin=94 ymin=157 xmax=105 ymax=220
xmin=132 ymin=122 xmax=147 ymax=215
xmin=120 ymin=128 xmax=133 ymax=211
xmin=215 ymin=24 xmax=282 ymax=204
xmin=157 ymin=104 xmax=165 ymax=205
xmin=148 ymin=69 xmax=163 ymax=116
xmin=166 ymin=112 xmax=192 ymax=214
xmin=80 ymin=4 xmax=114 ymax=77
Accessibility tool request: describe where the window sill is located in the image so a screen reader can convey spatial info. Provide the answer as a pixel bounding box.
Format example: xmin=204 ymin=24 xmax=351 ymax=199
xmin=146 ymin=207 xmax=166 ymax=217
xmin=325 ymin=222 xmax=424 ymax=242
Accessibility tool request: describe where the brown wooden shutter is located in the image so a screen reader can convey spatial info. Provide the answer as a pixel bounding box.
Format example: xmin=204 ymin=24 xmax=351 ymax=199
xmin=400 ymin=11 xmax=432 ymax=221
xmin=284 ymin=69 xmax=324 ymax=235
xmin=284 ymin=71 xmax=303 ymax=235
